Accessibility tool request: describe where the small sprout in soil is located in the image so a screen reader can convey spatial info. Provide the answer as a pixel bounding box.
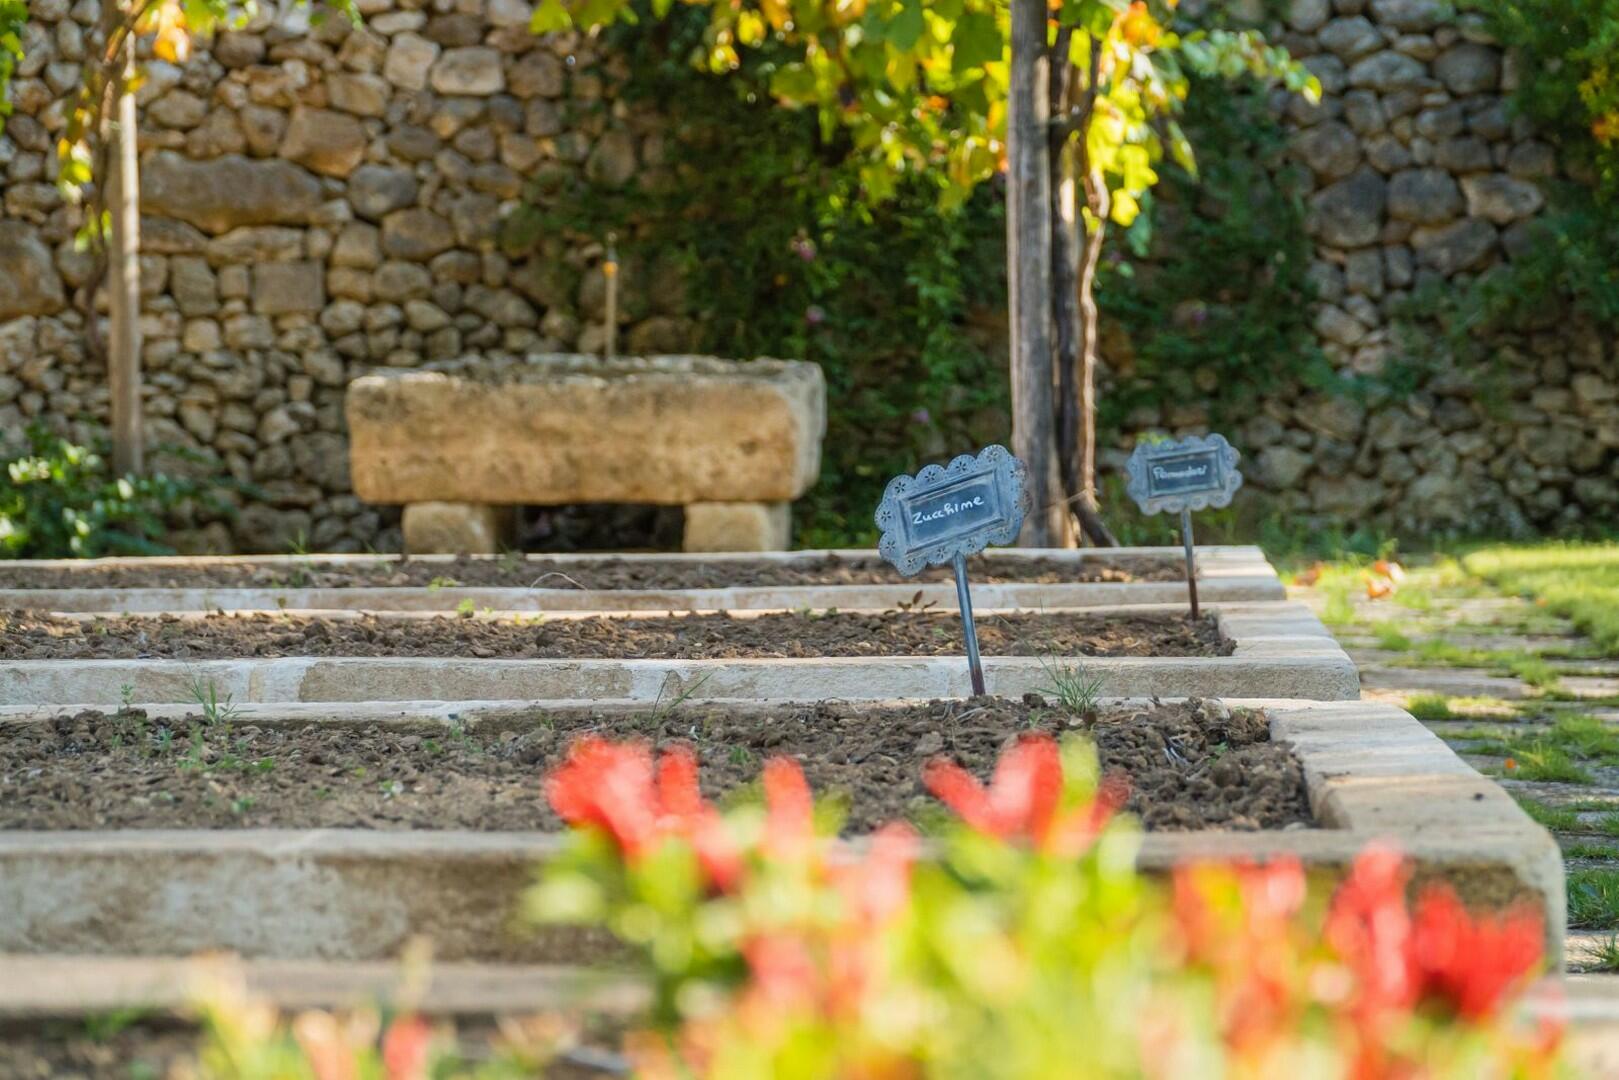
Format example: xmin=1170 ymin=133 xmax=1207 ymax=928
xmin=648 ymin=671 xmax=713 ymax=725
xmin=893 ymin=590 xmax=938 ymax=613
xmin=231 ymin=797 xmax=256 ymax=815
xmin=427 ymin=576 xmax=459 ymax=591
xmin=1038 ymin=658 xmax=1104 ymax=719
xmin=729 ymin=746 xmax=756 ymax=769
xmin=379 ymin=779 xmax=405 ymax=799
xmin=118 ymin=683 xmax=135 ymax=711
xmin=456 ymin=598 xmax=477 ymax=618
xmin=81 ymin=1007 xmax=150 ymax=1043
xmin=187 ymin=676 xmax=241 ymax=727
xmin=154 ymin=728 xmax=174 ymax=754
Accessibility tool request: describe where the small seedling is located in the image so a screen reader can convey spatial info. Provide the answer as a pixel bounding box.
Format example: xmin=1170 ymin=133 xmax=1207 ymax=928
xmin=648 ymin=671 xmax=713 ymax=725
xmin=187 ymin=676 xmax=241 ymax=727
xmin=427 ymin=576 xmax=458 ymax=591
xmin=230 ymin=797 xmax=256 ymax=815
xmin=894 ymin=590 xmax=938 ymax=614
xmin=1037 ymin=657 xmax=1104 ymax=719
xmin=457 ymin=598 xmax=477 ymax=618
xmin=118 ymin=683 xmax=135 ymax=711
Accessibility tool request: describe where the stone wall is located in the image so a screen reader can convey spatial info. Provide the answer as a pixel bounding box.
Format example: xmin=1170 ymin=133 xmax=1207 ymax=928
xmin=0 ymin=0 xmax=1614 ymax=550
xmin=0 ymin=0 xmax=690 ymax=553
xmin=1115 ymin=0 xmax=1616 ymax=534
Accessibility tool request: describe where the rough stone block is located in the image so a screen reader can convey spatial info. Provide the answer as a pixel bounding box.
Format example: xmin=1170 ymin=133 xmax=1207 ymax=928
xmin=346 ymin=355 xmax=826 ymax=506
xmin=682 ymin=501 xmax=791 ymax=553
xmin=402 ymin=501 xmax=507 ymax=555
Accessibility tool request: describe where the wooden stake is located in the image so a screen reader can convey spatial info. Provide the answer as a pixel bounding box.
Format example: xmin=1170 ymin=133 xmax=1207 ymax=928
xmin=1006 ymin=0 xmax=1061 ymax=547
xmin=107 ymin=37 xmax=143 ymax=477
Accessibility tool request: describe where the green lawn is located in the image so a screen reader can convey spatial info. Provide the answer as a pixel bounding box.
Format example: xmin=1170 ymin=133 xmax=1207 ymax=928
xmin=1465 ymin=542 xmax=1619 ymax=656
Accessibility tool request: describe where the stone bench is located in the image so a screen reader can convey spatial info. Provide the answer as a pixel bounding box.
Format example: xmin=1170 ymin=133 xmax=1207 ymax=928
xmin=345 ymin=355 xmax=826 ymax=553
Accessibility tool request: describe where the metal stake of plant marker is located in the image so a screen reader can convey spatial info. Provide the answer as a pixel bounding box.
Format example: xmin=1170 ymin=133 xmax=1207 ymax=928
xmin=952 ymin=552 xmax=987 ymax=696
xmin=1124 ymin=433 xmax=1244 ymax=621
xmin=876 ymin=445 xmax=1030 ymax=700
xmin=1180 ymin=507 xmax=1200 ymax=620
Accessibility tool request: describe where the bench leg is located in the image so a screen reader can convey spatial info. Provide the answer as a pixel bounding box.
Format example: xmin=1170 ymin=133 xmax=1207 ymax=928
xmin=682 ymin=502 xmax=791 ymax=552
xmin=402 ymin=502 xmax=509 ymax=555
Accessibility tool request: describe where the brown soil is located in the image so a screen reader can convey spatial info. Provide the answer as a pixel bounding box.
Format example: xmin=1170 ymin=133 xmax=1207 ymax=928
xmin=0 ymin=609 xmax=1229 ymax=660
xmin=0 ymin=698 xmax=1309 ymax=833
xmin=0 ymin=552 xmax=1181 ymax=590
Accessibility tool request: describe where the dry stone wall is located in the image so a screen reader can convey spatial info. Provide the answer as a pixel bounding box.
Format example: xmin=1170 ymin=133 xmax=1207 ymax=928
xmin=1120 ymin=0 xmax=1617 ymax=535
xmin=0 ymin=0 xmax=1613 ymax=549
xmin=0 ymin=0 xmax=690 ymax=553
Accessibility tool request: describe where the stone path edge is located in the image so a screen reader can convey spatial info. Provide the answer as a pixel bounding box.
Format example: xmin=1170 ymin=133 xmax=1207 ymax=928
xmin=0 ymin=702 xmax=1560 ymax=966
xmin=0 ymin=603 xmax=1358 ymax=705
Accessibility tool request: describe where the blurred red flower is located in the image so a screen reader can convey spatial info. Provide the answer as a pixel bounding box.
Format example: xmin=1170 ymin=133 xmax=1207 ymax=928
xmin=545 ymin=738 xmax=741 ymax=891
xmin=1410 ymin=884 xmax=1544 ymax=1021
xmin=922 ymin=734 xmax=1124 ymax=855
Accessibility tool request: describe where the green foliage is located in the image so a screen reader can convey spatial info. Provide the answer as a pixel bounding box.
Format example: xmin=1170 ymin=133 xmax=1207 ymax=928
xmin=530 ymin=9 xmax=1325 ymax=544
xmin=1394 ymin=2 xmax=1619 ymax=352
xmin=1465 ymin=0 xmax=1619 ymax=201
xmin=1096 ymin=76 xmax=1325 ymax=427
xmin=523 ymin=10 xmax=1011 ymax=545
xmin=1467 ymin=541 xmax=1619 ymax=656
xmin=0 ymin=0 xmax=23 ymax=131
xmin=0 ymin=425 xmax=228 ymax=558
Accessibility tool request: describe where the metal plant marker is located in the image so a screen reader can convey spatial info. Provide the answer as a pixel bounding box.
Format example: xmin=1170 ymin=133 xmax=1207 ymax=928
xmin=875 ymin=444 xmax=1031 ymax=697
xmin=1124 ymin=433 xmax=1244 ymax=619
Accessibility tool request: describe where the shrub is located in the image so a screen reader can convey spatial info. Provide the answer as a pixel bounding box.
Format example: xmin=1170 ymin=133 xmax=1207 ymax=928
xmin=0 ymin=424 xmax=227 ymax=558
xmin=182 ymin=734 xmax=1563 ymax=1077
xmin=527 ymin=734 xmax=1561 ymax=1077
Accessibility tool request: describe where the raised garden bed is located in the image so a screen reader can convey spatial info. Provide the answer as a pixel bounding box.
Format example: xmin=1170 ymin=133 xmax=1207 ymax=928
xmin=0 ymin=609 xmax=1230 ymax=661
xmin=0 ymin=698 xmax=1304 ymax=833
xmin=0 ymin=602 xmax=1359 ymax=703
xmin=0 ymin=546 xmax=1284 ymax=613
xmin=0 ymin=699 xmax=1562 ymax=965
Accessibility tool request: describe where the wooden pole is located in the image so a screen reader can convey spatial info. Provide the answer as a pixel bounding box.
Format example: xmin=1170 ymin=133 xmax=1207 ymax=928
xmin=1006 ymin=0 xmax=1061 ymax=546
xmin=107 ymin=35 xmax=143 ymax=477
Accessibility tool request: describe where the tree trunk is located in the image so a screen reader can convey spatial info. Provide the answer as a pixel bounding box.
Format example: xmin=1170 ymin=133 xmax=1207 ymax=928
xmin=1075 ymin=161 xmax=1108 ymax=517
xmin=1049 ymin=41 xmax=1117 ymax=547
xmin=107 ymin=36 xmax=142 ymax=477
xmin=1005 ymin=0 xmax=1062 ymax=546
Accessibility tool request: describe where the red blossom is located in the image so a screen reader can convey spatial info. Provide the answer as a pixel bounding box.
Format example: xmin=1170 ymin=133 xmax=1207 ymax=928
xmin=922 ymin=734 xmax=1123 ymax=854
xmin=763 ymin=756 xmax=815 ymax=860
xmin=381 ymin=1015 xmax=432 ymax=1080
xmin=545 ymin=738 xmax=740 ymax=890
xmin=1409 ymin=885 xmax=1544 ymax=1021
xmin=1324 ymin=844 xmax=1419 ymax=1018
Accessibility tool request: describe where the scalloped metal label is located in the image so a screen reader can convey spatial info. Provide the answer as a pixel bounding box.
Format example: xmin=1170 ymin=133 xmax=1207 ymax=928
xmin=1124 ymin=433 xmax=1244 ymax=516
xmin=875 ymin=445 xmax=1031 ymax=577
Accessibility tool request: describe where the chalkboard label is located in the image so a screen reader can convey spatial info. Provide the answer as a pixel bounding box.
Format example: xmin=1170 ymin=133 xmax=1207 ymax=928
xmin=875 ymin=445 xmax=1029 ymax=577
xmin=1125 ymin=433 xmax=1243 ymax=516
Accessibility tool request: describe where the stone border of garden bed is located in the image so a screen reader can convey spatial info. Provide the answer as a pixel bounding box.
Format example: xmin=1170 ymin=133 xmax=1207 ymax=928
xmin=0 ymin=700 xmax=1561 ymax=966
xmin=0 ymin=602 xmax=1357 ymax=704
xmin=0 ymin=546 xmax=1282 ymax=612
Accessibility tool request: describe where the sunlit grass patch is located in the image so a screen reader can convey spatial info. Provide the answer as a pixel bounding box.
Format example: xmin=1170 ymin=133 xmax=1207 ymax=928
xmin=1369 ymin=622 xmax=1414 ymax=652
xmin=1466 ymin=542 xmax=1619 ymax=657
xmin=1579 ymin=934 xmax=1619 ymax=973
xmin=1405 ymin=693 xmax=1453 ymax=722
xmin=1563 ymin=842 xmax=1619 ymax=861
xmin=1568 ymin=867 xmax=1619 ymax=928
xmin=1515 ymin=795 xmax=1580 ymax=832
